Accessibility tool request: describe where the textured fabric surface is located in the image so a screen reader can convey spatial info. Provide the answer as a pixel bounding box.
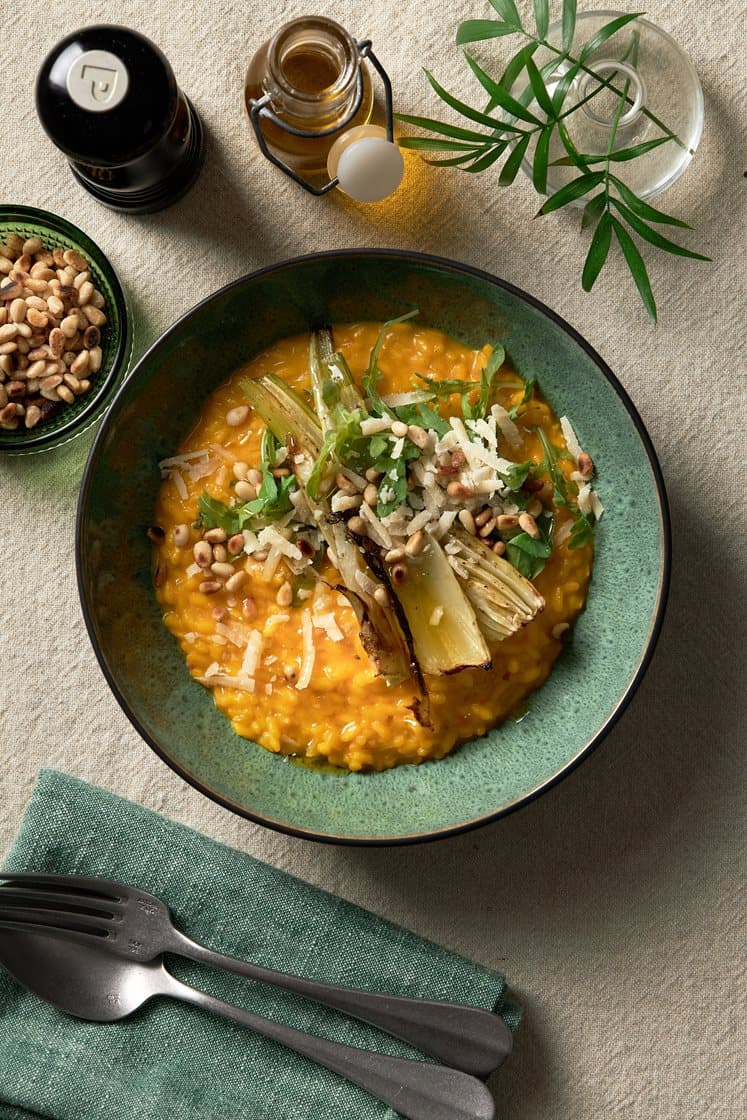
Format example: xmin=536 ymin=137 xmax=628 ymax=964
xmin=0 ymin=770 xmax=518 ymax=1119
xmin=0 ymin=2 xmax=744 ymax=1118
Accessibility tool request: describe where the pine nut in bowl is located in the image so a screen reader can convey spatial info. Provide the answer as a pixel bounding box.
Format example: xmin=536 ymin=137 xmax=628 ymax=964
xmin=76 ymin=250 xmax=670 ymax=844
xmin=0 ymin=205 xmax=132 ymax=455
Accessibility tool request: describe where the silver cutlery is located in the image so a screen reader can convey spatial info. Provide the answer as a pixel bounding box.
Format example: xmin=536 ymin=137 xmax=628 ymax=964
xmin=0 ymin=925 xmax=496 ymax=1120
xmin=0 ymin=871 xmax=511 ymax=1077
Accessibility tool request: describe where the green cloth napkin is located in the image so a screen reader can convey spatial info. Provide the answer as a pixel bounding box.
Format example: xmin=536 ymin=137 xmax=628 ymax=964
xmin=0 ymin=770 xmax=519 ymax=1120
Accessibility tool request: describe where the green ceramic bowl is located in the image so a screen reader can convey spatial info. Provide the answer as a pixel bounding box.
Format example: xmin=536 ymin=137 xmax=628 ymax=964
xmin=76 ymin=251 xmax=670 ymax=844
xmin=0 ymin=205 xmax=132 ymax=454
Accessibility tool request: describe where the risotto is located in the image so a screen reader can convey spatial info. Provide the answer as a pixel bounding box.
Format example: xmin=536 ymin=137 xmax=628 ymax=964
xmin=153 ymin=319 xmax=600 ymax=771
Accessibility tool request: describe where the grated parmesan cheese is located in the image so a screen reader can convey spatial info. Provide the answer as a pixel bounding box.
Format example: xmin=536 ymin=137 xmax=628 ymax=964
xmin=296 ymin=609 xmax=315 ymax=690
xmin=360 ymin=416 xmax=391 ymax=436
xmin=490 ymin=405 xmax=522 ymax=449
xmin=240 ymin=630 xmax=264 ymax=677
xmin=312 ymin=611 xmax=344 ymax=642
xmin=560 ymin=416 xmax=582 ymax=459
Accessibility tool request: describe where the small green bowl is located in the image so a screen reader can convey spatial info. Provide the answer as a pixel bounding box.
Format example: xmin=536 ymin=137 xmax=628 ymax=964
xmin=77 ymin=251 xmax=670 ymax=844
xmin=0 ymin=205 xmax=132 ymax=454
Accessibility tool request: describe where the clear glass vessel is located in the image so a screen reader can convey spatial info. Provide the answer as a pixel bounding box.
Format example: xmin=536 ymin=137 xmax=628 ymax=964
xmin=518 ymin=12 xmax=704 ymax=202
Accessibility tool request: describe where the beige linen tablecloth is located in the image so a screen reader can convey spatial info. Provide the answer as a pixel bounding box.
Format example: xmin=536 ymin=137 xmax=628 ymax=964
xmin=0 ymin=2 xmax=744 ymax=1117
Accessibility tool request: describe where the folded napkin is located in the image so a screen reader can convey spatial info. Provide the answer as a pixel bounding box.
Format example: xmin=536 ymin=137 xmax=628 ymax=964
xmin=0 ymin=770 xmax=519 ymax=1120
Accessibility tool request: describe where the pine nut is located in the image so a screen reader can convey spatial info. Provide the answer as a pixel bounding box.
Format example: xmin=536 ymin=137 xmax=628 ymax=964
xmin=406 ymin=529 xmax=426 ymax=556
xmin=390 ymin=420 xmax=409 ymax=438
xmin=276 ymin=581 xmax=293 ymax=606
xmin=336 ymin=472 xmax=358 ymax=495
xmin=198 ymin=580 xmax=222 ymax=594
xmin=227 ymin=533 xmax=245 ymax=555
xmin=365 ymin=467 xmax=383 ymax=483
xmin=225 ymin=570 xmax=247 ymax=593
xmin=407 ymin=424 xmax=430 ymax=448
xmin=6 ymin=380 xmax=26 ymax=400
xmin=226 ymin=405 xmax=249 ymax=427
xmin=478 ymin=517 xmax=497 ymax=538
xmin=77 ymin=280 xmax=94 ymax=306
xmin=242 ymin=597 xmax=258 ymax=620
xmin=87 ymin=346 xmax=102 ymax=373
xmin=577 ymin=452 xmax=594 ymax=478
xmin=0 ymin=323 xmax=18 ymax=342
xmin=552 ymin=622 xmax=570 ymax=639
xmin=83 ymin=325 xmax=100 ymax=349
xmin=447 ymin=481 xmax=472 ymax=499
xmin=347 ymin=515 xmax=367 ymax=536
xmin=204 ymin=527 xmax=227 ymax=543
xmin=48 ymin=328 xmax=64 ymax=357
xmin=40 ymin=374 xmax=62 ymax=390
xmin=47 ymin=295 xmax=64 ymax=317
xmin=27 ymin=359 xmax=46 ymax=380
xmin=232 ymin=461 xmax=250 ymax=480
xmin=211 ymin=562 xmax=234 ymax=579
xmin=246 ymin=468 xmax=263 ymax=487
xmin=57 ymin=384 xmax=74 ymax=404
xmin=173 ymin=523 xmax=190 ymax=548
xmin=496 ymin=514 xmax=519 ymax=530
xmin=63 ymin=248 xmax=89 ymax=272
xmin=518 ymin=512 xmax=540 ymax=539
xmin=70 ymin=351 xmax=89 ymax=376
xmin=384 ymin=547 xmax=405 ymax=563
xmin=373 ymin=586 xmax=389 ymax=606
xmin=63 ymin=373 xmax=81 ymax=392
xmin=22 ymin=237 xmax=43 ymax=256
xmin=212 ymin=544 xmax=228 ymax=563
xmin=363 ymin=483 xmax=378 ymax=507
xmin=474 ymin=507 xmax=494 ymax=528
xmin=60 ymin=314 xmax=78 ymax=338
xmin=234 ymin=480 xmax=256 ymax=502
xmin=527 ymin=499 xmax=543 ymax=518
xmin=390 ymin=563 xmax=407 ymax=585
xmin=24 ymin=403 xmax=41 ymax=428
xmin=193 ymin=541 xmax=213 ymax=567
xmin=73 ymin=270 xmax=91 ymax=290
xmin=0 ymin=341 xmax=17 ymax=354
xmin=9 ymin=299 xmax=26 ymax=323
xmin=492 ymin=540 xmax=506 ymax=556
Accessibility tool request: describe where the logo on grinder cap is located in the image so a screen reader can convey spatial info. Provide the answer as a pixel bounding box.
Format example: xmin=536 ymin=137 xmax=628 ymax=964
xmin=66 ymin=49 xmax=129 ymax=112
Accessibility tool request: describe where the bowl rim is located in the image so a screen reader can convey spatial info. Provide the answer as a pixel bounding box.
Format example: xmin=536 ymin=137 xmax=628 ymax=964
xmin=0 ymin=203 xmax=131 ymax=453
xmin=76 ymin=248 xmax=671 ymax=845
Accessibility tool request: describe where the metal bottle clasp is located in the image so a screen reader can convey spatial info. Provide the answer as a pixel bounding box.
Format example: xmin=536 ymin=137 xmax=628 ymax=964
xmin=247 ymin=41 xmax=394 ymax=196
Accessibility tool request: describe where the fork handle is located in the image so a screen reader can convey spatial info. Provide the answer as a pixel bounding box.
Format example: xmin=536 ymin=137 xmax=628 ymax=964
xmin=163 ymin=970 xmax=495 ymax=1120
xmin=169 ymin=929 xmax=510 ymax=1078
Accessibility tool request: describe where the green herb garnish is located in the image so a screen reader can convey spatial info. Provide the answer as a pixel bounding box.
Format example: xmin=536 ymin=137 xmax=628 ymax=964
xmin=506 ymin=514 xmax=554 ymax=579
xmin=395 ymin=3 xmax=710 ymax=320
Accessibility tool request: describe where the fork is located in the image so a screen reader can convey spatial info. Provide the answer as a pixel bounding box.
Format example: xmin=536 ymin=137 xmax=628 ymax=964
xmin=0 ymin=871 xmax=511 ymax=1077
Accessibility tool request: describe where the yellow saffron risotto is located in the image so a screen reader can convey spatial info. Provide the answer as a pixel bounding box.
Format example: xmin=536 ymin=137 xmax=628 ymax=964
xmin=154 ymin=322 xmax=593 ymax=771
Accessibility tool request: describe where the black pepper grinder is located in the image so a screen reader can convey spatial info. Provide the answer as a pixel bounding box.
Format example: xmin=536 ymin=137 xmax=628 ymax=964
xmin=35 ymin=25 xmax=205 ymax=214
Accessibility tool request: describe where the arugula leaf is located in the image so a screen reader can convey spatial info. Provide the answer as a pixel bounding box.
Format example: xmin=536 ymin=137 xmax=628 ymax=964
xmin=362 ymin=309 xmax=419 ymax=415
xmin=506 ymin=516 xmax=554 ymax=578
xmin=499 ymin=459 xmax=533 ymax=491
xmin=568 ymin=511 xmax=594 ymax=549
xmin=198 ymin=494 xmax=240 ymax=536
xmin=507 ymin=377 xmax=537 ymax=419
xmin=535 ymin=426 xmax=571 ymax=506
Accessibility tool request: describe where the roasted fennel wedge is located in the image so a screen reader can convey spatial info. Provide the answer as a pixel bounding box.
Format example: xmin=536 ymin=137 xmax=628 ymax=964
xmin=389 ymin=532 xmax=491 ymax=674
xmin=447 ymin=526 xmax=545 ymax=640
